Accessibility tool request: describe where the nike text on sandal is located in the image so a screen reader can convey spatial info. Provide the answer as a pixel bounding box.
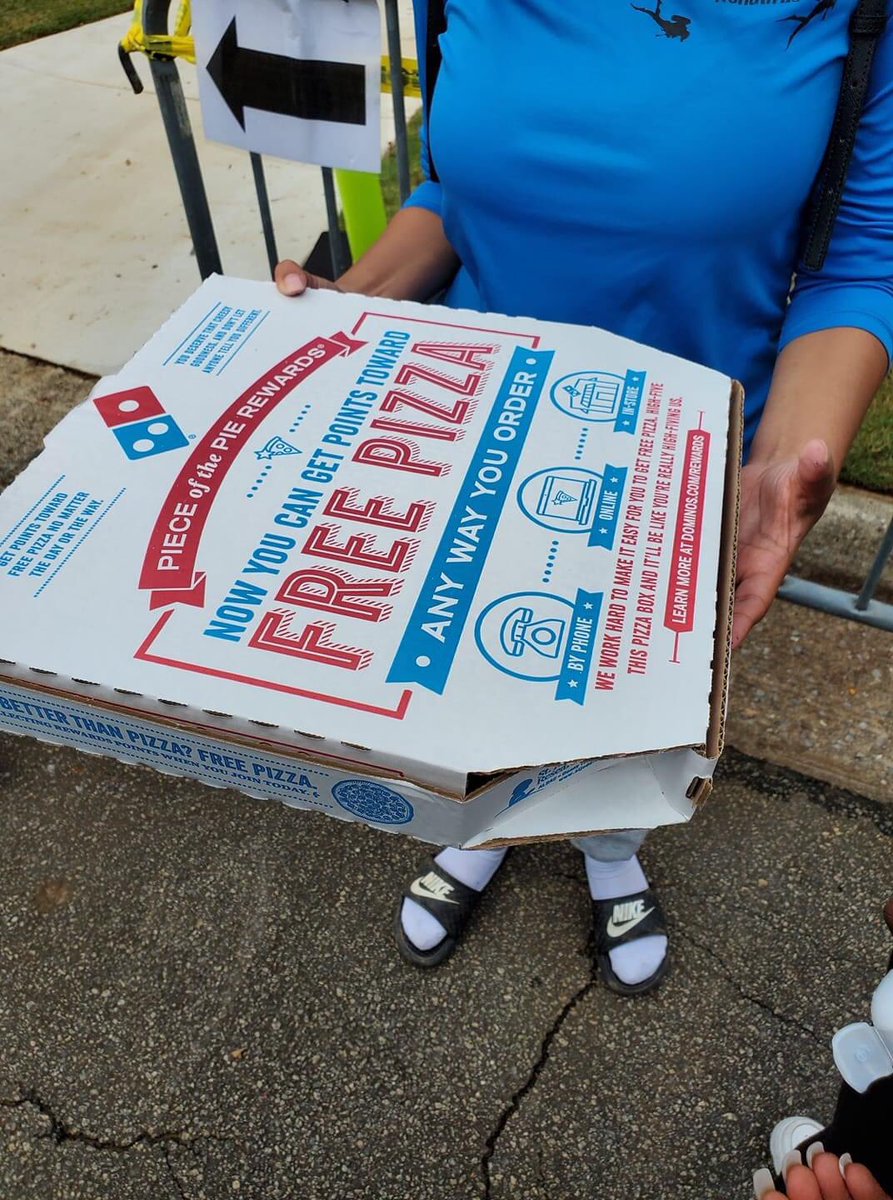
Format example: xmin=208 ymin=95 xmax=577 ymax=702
xmin=591 ymin=886 xmax=669 ymax=997
xmin=394 ymin=854 xmax=507 ymax=968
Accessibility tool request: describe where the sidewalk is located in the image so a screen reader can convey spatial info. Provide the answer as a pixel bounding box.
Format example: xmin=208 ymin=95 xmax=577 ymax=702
xmin=0 ymin=688 xmax=890 ymax=1200
xmin=0 ymin=10 xmax=417 ymax=377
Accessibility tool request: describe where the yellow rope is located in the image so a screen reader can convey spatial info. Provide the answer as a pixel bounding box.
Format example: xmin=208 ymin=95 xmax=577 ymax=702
xmin=381 ymin=57 xmax=421 ymax=99
xmin=120 ymin=1 xmax=419 ymax=91
xmin=119 ymin=0 xmax=196 ymax=64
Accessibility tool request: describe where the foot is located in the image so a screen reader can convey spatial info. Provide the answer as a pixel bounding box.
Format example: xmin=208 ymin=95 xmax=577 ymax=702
xmin=769 ymin=1116 xmax=825 ymax=1174
xmin=586 ymin=854 xmax=668 ymax=993
xmin=396 ymin=847 xmax=507 ymax=966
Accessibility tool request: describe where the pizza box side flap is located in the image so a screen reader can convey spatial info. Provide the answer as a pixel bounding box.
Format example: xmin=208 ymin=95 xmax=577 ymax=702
xmin=0 ymin=663 xmax=472 ymax=798
xmin=463 ymin=749 xmax=706 ymax=848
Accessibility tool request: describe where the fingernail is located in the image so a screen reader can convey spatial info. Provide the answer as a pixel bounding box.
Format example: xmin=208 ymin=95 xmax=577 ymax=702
xmin=782 ymin=1150 xmax=801 ymax=1184
xmin=284 ymin=272 xmax=304 ymax=294
xmin=805 ymin=1142 xmax=824 ymax=1167
xmin=752 ymin=1167 xmax=775 ymax=1198
xmin=839 ymin=1153 xmax=853 ymax=1177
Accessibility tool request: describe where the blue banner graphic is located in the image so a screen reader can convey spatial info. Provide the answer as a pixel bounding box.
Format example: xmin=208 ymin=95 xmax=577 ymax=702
xmin=388 ymin=346 xmax=554 ymax=693
xmin=587 ymin=465 xmax=627 ymax=549
xmin=613 ymin=370 xmax=646 ymax=435
xmin=555 ymin=589 xmax=603 ymax=704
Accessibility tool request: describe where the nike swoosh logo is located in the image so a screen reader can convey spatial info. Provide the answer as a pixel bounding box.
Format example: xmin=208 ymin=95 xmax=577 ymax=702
xmin=606 ymin=906 xmax=654 ymax=938
xmin=410 ymin=878 xmax=459 ymax=904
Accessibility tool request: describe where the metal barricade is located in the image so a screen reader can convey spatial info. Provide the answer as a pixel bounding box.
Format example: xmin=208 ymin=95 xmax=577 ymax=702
xmin=119 ymin=0 xmax=414 ymax=280
xmin=780 ymin=513 xmax=893 ymax=632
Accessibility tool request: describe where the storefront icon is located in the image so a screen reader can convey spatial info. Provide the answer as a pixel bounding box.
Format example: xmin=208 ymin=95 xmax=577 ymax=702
xmin=551 ymin=370 xmax=625 ymax=423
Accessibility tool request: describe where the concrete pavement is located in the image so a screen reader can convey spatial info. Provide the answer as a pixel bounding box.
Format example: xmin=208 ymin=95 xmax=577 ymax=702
xmin=0 ymin=733 xmax=890 ymax=1200
xmin=0 ymin=10 xmax=417 ymax=377
xmin=0 ymin=348 xmax=891 ymax=1199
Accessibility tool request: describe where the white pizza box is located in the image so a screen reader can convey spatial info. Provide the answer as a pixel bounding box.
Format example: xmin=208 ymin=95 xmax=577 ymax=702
xmin=0 ymin=277 xmax=741 ymax=847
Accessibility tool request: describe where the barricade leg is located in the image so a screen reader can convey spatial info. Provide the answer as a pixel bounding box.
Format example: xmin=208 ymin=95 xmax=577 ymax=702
xmin=250 ymin=152 xmax=279 ymax=278
xmin=148 ymin=54 xmax=222 ymax=278
xmin=384 ymin=0 xmax=410 ymax=204
xmin=856 ymin=515 xmax=893 ymax=611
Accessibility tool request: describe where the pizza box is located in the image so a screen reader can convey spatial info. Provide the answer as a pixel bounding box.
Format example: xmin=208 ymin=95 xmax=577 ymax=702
xmin=0 ymin=277 xmax=741 ymax=847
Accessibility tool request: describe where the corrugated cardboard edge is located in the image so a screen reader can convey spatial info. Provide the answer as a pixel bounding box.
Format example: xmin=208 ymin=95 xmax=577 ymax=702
xmin=0 ymin=666 xmax=469 ymax=800
xmin=704 ymin=380 xmax=744 ymax=769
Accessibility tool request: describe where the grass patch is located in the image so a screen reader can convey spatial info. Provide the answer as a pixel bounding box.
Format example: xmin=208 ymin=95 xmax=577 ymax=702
xmin=380 ymin=110 xmax=425 ymax=220
xmin=841 ymin=378 xmax=893 ymax=494
xmin=0 ymin=2 xmax=132 ymax=52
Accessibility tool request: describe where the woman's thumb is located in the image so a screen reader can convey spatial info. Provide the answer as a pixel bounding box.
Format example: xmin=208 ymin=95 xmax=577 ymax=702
xmin=275 ymin=259 xmax=311 ymax=296
xmin=275 ymin=258 xmax=342 ymax=296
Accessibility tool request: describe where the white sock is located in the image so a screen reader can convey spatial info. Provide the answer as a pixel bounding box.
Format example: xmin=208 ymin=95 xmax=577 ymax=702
xmin=401 ymin=847 xmax=507 ymax=951
xmin=584 ymin=853 xmax=667 ymax=986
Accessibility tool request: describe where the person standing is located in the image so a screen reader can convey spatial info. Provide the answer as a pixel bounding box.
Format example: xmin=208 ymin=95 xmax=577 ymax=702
xmin=277 ymin=0 xmax=893 ymax=990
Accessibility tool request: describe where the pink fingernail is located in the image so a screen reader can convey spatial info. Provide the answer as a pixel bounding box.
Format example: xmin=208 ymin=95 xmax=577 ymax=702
xmin=284 ymin=272 xmax=304 ymax=294
xmin=839 ymin=1153 xmax=853 ymax=1177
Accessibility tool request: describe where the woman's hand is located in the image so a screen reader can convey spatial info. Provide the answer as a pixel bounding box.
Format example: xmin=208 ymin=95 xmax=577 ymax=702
xmin=731 ymin=438 xmax=836 ymax=648
xmin=274 ymin=259 xmax=343 ymax=297
xmin=272 ymin=208 xmax=460 ymax=303
xmin=734 ymin=326 xmax=887 ymax=648
xmin=755 ymin=1151 xmax=891 ymax=1200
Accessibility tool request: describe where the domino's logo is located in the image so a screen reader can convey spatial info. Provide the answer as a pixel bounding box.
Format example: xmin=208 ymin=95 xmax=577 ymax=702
xmin=93 ymin=386 xmax=189 ymax=460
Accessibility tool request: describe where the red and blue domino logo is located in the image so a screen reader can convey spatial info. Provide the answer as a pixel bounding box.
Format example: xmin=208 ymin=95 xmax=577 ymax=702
xmin=93 ymin=386 xmax=189 ymax=460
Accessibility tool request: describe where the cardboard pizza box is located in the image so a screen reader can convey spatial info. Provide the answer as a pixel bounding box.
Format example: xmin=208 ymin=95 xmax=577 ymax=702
xmin=0 ymin=277 xmax=741 ymax=846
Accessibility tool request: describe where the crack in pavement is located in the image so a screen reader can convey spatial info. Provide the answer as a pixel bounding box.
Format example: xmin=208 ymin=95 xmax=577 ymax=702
xmin=477 ymin=887 xmax=834 ymax=1196
xmin=162 ymin=1142 xmax=191 ymax=1200
xmin=0 ymin=1089 xmax=239 ymax=1155
xmin=480 ymin=952 xmax=598 ymax=1198
xmin=676 ymin=929 xmax=826 ymax=1046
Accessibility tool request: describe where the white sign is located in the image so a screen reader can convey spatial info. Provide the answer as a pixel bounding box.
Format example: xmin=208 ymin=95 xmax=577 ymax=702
xmin=192 ymin=0 xmax=382 ymax=171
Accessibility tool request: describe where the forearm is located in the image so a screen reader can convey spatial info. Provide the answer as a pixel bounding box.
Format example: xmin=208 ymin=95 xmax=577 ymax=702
xmin=337 ymin=207 xmax=460 ymax=302
xmin=751 ymin=327 xmax=888 ymax=472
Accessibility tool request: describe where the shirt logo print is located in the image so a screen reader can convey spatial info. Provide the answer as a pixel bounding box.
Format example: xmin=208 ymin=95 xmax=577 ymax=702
xmin=631 ymin=0 xmax=693 ymax=40
xmin=781 ymin=0 xmax=836 ymax=44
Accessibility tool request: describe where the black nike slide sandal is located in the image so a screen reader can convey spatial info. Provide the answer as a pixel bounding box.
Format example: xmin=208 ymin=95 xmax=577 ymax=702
xmin=591 ymin=886 xmax=669 ymax=997
xmin=394 ymin=853 xmax=508 ymax=969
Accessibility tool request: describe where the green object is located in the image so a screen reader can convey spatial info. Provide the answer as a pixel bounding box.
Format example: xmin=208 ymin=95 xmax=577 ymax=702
xmin=0 ymin=2 xmax=131 ymax=51
xmin=841 ymin=378 xmax=893 ymax=495
xmin=334 ymin=170 xmax=388 ymax=263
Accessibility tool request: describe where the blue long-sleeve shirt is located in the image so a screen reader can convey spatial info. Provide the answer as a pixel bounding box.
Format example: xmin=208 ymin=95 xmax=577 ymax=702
xmin=405 ymin=0 xmax=893 ymax=455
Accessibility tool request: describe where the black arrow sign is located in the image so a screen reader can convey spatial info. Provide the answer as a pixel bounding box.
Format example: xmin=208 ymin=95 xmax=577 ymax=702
xmin=206 ymin=16 xmax=367 ymax=129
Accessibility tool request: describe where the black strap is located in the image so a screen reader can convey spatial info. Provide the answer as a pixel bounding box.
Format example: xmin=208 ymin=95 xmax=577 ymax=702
xmin=798 ymin=0 xmax=888 ymax=272
xmin=402 ymin=857 xmax=481 ymax=939
xmin=592 ymin=889 xmax=667 ymax=953
xmin=424 ymin=0 xmax=447 ymax=183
